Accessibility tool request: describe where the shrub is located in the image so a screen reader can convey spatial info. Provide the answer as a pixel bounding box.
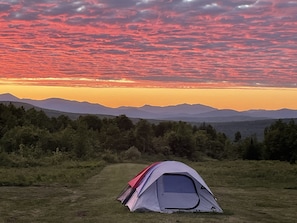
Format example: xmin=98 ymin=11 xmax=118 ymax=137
xmin=123 ymin=146 xmax=141 ymax=160
xmin=101 ymin=150 xmax=120 ymax=163
xmin=0 ymin=152 xmax=15 ymax=167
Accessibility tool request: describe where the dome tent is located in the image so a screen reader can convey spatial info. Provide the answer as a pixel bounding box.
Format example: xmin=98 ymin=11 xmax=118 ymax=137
xmin=117 ymin=161 xmax=223 ymax=213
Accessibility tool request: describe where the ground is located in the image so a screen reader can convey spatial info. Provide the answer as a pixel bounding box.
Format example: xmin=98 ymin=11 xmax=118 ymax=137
xmin=0 ymin=161 xmax=296 ymax=223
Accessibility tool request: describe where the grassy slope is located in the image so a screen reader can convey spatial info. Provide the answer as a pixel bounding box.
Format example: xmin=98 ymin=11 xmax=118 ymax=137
xmin=0 ymin=161 xmax=297 ymax=223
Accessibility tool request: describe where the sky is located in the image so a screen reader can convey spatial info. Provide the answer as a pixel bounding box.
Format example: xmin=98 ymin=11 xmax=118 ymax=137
xmin=0 ymin=0 xmax=297 ymax=110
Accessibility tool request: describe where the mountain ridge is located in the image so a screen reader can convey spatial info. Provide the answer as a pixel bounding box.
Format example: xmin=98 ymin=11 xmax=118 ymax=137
xmin=1 ymin=93 xmax=297 ymax=122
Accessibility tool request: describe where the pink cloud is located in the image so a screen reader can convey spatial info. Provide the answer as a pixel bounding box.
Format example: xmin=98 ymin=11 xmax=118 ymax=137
xmin=0 ymin=0 xmax=296 ymax=88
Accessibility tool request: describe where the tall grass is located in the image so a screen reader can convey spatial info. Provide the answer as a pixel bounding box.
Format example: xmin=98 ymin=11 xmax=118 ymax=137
xmin=0 ymin=160 xmax=105 ymax=186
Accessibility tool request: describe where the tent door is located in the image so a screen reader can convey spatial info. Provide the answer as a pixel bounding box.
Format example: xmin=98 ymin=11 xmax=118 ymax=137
xmin=157 ymin=174 xmax=199 ymax=210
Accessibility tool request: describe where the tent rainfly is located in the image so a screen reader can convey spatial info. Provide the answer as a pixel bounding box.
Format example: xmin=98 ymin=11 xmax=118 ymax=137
xmin=117 ymin=161 xmax=223 ymax=213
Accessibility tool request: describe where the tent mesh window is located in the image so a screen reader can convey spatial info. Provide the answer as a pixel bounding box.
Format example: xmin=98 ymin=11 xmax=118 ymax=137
xmin=163 ymin=174 xmax=197 ymax=193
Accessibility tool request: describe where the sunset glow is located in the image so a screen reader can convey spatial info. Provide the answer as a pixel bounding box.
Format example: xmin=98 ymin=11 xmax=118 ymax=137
xmin=1 ymin=0 xmax=296 ymax=110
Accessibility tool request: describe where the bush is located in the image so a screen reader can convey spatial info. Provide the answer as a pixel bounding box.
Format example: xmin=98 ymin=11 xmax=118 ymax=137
xmin=0 ymin=152 xmax=42 ymax=167
xmin=42 ymin=148 xmax=66 ymax=165
xmin=101 ymin=150 xmax=120 ymax=163
xmin=0 ymin=152 xmax=15 ymax=167
xmin=123 ymin=146 xmax=141 ymax=160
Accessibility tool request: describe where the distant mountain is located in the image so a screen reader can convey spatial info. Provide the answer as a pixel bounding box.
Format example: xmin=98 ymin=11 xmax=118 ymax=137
xmin=118 ymin=104 xmax=217 ymax=120
xmin=137 ymin=104 xmax=216 ymax=115
xmin=0 ymin=93 xmax=114 ymax=115
xmin=0 ymin=93 xmax=218 ymax=120
xmin=244 ymin=109 xmax=297 ymax=119
xmin=0 ymin=93 xmax=19 ymax=101
xmin=1 ymin=93 xmax=297 ymax=122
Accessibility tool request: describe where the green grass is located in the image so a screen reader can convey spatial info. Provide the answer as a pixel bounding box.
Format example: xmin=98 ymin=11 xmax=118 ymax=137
xmin=0 ymin=160 xmax=297 ymax=223
xmin=0 ymin=160 xmax=105 ymax=186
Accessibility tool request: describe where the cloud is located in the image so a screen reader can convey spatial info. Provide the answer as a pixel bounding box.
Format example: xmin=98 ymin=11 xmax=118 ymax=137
xmin=0 ymin=0 xmax=296 ymax=88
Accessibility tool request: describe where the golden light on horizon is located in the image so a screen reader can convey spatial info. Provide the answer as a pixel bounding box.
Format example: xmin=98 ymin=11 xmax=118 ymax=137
xmin=1 ymin=84 xmax=297 ymax=111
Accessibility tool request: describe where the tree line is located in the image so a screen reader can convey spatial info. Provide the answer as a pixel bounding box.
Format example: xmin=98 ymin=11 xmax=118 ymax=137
xmin=0 ymin=103 xmax=296 ymax=166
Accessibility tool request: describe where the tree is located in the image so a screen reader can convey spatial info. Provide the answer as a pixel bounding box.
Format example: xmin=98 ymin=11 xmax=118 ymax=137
xmin=153 ymin=121 xmax=174 ymax=137
xmin=115 ymin=115 xmax=134 ymax=131
xmin=194 ymin=130 xmax=209 ymax=153
xmin=0 ymin=104 xmax=20 ymax=137
xmin=25 ymin=108 xmax=51 ymax=129
xmin=264 ymin=119 xmax=297 ymax=162
xmin=0 ymin=125 xmax=54 ymax=156
xmin=53 ymin=115 xmax=72 ymax=131
xmin=72 ymin=123 xmax=90 ymax=158
xmin=234 ymin=131 xmax=242 ymax=142
xmin=100 ymin=123 xmax=121 ymax=151
xmin=243 ymin=137 xmax=262 ymax=160
xmin=78 ymin=115 xmax=102 ymax=131
xmin=134 ymin=119 xmax=153 ymax=153
xmin=55 ymin=126 xmax=76 ymax=153
xmin=166 ymin=122 xmax=195 ymax=159
xmin=198 ymin=123 xmax=217 ymax=140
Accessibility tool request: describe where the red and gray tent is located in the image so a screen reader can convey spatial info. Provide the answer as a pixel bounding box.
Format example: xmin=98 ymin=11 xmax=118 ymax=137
xmin=117 ymin=161 xmax=223 ymax=213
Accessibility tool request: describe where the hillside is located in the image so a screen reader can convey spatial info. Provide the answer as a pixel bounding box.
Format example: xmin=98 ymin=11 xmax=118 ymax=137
xmin=2 ymin=100 xmax=293 ymax=141
xmin=1 ymin=93 xmax=297 ymax=140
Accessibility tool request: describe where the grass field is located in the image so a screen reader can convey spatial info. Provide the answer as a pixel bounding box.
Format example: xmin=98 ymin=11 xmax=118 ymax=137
xmin=0 ymin=160 xmax=297 ymax=223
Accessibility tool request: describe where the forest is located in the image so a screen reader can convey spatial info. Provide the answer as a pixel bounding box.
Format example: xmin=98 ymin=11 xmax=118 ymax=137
xmin=0 ymin=102 xmax=296 ymax=167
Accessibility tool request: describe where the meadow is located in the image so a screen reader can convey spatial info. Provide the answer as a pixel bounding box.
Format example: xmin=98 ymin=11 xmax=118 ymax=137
xmin=0 ymin=160 xmax=297 ymax=223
